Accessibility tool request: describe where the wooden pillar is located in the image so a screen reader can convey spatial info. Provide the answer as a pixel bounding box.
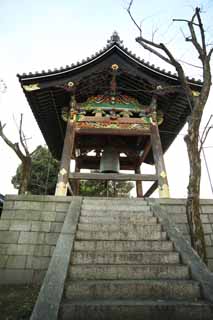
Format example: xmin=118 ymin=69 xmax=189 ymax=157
xmin=135 ymin=166 xmax=143 ymax=197
xmin=73 ymin=163 xmax=80 ymax=196
xmin=55 ymin=120 xmax=75 ymax=196
xmin=150 ymin=122 xmax=170 ymax=198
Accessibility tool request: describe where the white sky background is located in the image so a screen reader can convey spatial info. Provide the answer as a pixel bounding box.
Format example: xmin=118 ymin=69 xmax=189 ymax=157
xmin=0 ymin=0 xmax=212 ymax=198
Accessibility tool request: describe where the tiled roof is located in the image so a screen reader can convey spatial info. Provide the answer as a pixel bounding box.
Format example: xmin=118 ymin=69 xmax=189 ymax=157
xmin=17 ymin=31 xmax=202 ymax=86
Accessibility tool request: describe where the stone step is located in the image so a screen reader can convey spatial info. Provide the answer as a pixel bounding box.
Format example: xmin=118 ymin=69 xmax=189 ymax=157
xmin=76 ymin=230 xmax=167 ymax=241
xmin=79 ymin=216 xmax=158 ymax=224
xmin=69 ymin=264 xmax=189 ymax=280
xmin=77 ymin=223 xmax=161 ymax=232
xmin=71 ymin=251 xmax=179 ymax=265
xmin=74 ymin=240 xmax=173 ymax=252
xmin=65 ymin=279 xmax=200 ymax=300
xmin=60 ymin=300 xmax=213 ymax=320
xmin=82 ymin=198 xmax=148 ymax=206
xmin=81 ymin=205 xmax=151 ymax=213
xmin=81 ymin=209 xmax=153 ymax=217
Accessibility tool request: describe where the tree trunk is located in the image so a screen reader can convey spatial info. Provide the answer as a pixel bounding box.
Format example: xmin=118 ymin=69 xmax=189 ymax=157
xmin=185 ymin=112 xmax=207 ymax=263
xmin=19 ymin=156 xmax=32 ymax=194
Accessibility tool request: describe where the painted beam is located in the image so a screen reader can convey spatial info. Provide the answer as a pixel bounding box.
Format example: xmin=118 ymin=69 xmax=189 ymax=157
xmin=78 ymin=117 xmax=151 ymax=124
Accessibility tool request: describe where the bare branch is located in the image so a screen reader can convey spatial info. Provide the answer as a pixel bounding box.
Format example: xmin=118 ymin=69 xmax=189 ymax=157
xmin=208 ymin=47 xmax=213 ymax=59
xmin=136 ymin=37 xmax=172 ymax=64
xmin=128 ymin=3 xmax=210 ymax=107
xmin=127 ymin=1 xmax=173 ymax=65
xmin=199 ymin=114 xmax=213 ymax=152
xmin=178 ymin=59 xmax=203 ymax=69
xmin=0 ymin=121 xmax=25 ymax=161
xmin=187 ymin=12 xmax=203 ymax=59
xmin=0 ymin=122 xmax=6 ymax=131
xmin=127 ymin=0 xmax=142 ymax=37
xmin=127 ymin=1 xmax=193 ymax=99
xmin=127 ymin=0 xmax=212 ymax=263
xmin=173 ymin=18 xmax=199 ymax=26
xmin=151 ymin=25 xmax=159 ymax=42
xmin=180 ymin=27 xmax=187 ymax=40
xmin=158 ymin=43 xmax=192 ymax=98
xmin=199 ymin=125 xmax=213 ymax=152
xmin=196 ymin=7 xmax=207 ymax=55
xmin=19 ymin=114 xmax=30 ymax=156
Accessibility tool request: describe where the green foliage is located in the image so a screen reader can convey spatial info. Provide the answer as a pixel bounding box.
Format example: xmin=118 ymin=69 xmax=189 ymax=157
xmin=79 ymin=179 xmax=134 ymax=197
xmin=12 ymin=146 xmax=59 ymax=195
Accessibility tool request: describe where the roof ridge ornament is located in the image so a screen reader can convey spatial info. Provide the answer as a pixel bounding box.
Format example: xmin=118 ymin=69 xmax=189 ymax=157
xmin=107 ymin=31 xmax=123 ymax=45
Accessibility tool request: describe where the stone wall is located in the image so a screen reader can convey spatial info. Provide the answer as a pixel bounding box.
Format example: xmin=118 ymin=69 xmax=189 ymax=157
xmin=0 ymin=195 xmax=71 ymax=284
xmin=156 ymin=199 xmax=213 ymax=272
xmin=0 ymin=196 xmax=212 ymax=284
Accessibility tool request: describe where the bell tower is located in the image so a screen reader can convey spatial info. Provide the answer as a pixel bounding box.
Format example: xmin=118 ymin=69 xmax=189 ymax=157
xmin=18 ymin=32 xmax=202 ymax=198
xmin=55 ymin=61 xmax=169 ymax=198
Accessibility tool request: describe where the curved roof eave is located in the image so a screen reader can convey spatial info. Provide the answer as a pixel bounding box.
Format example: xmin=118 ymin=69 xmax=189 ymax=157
xmin=17 ymin=37 xmax=203 ymax=89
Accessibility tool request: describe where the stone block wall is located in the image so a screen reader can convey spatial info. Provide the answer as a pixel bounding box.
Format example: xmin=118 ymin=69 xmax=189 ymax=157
xmin=157 ymin=199 xmax=213 ymax=272
xmin=0 ymin=195 xmax=71 ymax=284
xmin=0 ymin=196 xmax=212 ymax=284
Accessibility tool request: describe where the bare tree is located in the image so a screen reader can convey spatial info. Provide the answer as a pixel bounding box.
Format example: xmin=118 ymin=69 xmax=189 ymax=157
xmin=0 ymin=114 xmax=34 ymax=194
xmin=127 ymin=1 xmax=213 ymax=263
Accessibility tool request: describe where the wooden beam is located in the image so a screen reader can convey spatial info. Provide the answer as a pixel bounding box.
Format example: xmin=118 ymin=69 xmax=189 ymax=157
xmin=69 ymin=172 xmax=157 ymax=181
xmin=144 ymin=181 xmax=158 ymax=197
xmin=75 ymin=128 xmax=150 ymax=136
xmin=76 ymin=145 xmax=139 ymax=158
xmin=150 ymin=123 xmax=170 ymax=198
xmin=112 ymin=137 xmax=138 ymax=158
xmin=67 ymin=181 xmax=73 ymax=196
xmin=55 ymin=120 xmax=75 ymax=196
xmin=136 ymin=138 xmax=152 ymax=166
xmin=76 ymin=156 xmax=136 ymax=171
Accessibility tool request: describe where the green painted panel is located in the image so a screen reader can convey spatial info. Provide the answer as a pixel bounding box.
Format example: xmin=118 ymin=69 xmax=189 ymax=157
xmin=80 ymin=95 xmax=145 ymax=111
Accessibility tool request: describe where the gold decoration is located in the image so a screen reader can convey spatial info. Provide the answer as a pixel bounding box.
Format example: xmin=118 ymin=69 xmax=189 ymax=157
xmin=71 ymin=110 xmax=77 ymax=121
xmin=111 ymin=64 xmax=119 ymax=70
xmin=55 ymin=182 xmax=68 ymax=196
xmin=67 ymin=81 xmax=74 ymax=87
xmin=192 ymin=90 xmax=200 ymax=97
xmin=159 ymin=184 xmax=170 ymax=198
xmin=157 ymin=110 xmax=164 ymax=125
xmin=151 ymin=111 xmax=157 ymax=123
xmin=23 ymin=83 xmax=40 ymax=91
xmin=60 ymin=168 xmax=67 ymax=176
xmin=160 ymin=171 xmax=167 ymax=179
xmin=61 ymin=107 xmax=69 ymax=122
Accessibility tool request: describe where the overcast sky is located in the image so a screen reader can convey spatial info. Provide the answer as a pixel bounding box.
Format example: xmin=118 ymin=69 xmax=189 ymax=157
xmin=0 ymin=0 xmax=212 ymax=198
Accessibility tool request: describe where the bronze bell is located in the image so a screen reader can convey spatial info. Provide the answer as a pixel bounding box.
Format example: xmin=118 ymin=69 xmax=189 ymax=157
xmin=100 ymin=147 xmax=120 ymax=173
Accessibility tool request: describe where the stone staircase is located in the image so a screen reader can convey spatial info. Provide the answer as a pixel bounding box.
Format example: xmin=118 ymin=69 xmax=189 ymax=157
xmin=59 ymin=198 xmax=212 ymax=320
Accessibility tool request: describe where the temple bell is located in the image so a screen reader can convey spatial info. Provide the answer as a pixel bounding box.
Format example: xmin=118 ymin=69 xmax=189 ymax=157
xmin=100 ymin=147 xmax=120 ymax=173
